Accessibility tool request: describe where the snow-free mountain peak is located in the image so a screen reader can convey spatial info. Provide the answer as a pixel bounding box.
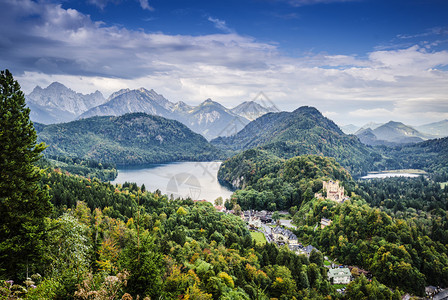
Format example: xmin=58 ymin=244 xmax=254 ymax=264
xmin=416 ymin=119 xmax=448 ymax=138
xmin=355 ymin=120 xmax=429 ymax=146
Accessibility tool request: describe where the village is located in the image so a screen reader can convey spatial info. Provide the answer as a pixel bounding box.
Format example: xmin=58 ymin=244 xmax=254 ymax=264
xmin=214 ymin=180 xmax=356 ymax=293
xmin=213 ymin=180 xmax=448 ymax=298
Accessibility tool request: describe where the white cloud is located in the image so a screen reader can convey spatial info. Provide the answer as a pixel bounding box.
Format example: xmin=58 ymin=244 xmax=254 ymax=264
xmin=87 ymin=0 xmax=153 ymax=10
xmin=1 ymin=0 xmax=447 ymax=126
xmin=138 ymin=0 xmax=154 ymax=11
xmin=207 ymin=17 xmax=233 ymax=33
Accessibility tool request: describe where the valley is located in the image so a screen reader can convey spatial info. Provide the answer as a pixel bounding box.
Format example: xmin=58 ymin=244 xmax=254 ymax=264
xmin=3 ymin=0 xmax=448 ymax=298
xmin=2 ymin=71 xmax=448 ymax=299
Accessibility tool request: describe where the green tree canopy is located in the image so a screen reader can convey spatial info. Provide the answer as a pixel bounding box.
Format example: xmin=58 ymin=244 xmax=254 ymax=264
xmin=0 ymin=69 xmax=52 ymax=280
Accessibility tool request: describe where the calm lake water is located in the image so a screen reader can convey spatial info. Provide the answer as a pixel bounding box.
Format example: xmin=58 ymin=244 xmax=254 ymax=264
xmin=361 ymin=172 xmax=423 ymax=179
xmin=111 ymin=161 xmax=233 ymax=202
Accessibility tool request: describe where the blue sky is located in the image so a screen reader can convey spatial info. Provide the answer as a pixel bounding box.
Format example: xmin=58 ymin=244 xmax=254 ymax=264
xmin=1 ymin=0 xmax=448 ymax=125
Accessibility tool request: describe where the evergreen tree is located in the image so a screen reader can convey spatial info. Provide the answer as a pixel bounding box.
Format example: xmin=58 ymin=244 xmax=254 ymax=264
xmin=0 ymin=70 xmax=52 ymax=280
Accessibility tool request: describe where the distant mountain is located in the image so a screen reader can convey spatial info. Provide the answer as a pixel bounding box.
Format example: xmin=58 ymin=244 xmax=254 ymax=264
xmin=78 ymin=88 xmax=176 ymax=120
xmin=28 ymin=101 xmax=76 ymax=125
xmin=339 ymin=124 xmax=360 ymax=135
xmin=27 ymin=83 xmax=277 ymax=140
xmin=355 ymin=128 xmax=379 ymax=145
xmin=26 ymin=82 xmax=105 ymax=124
xmin=36 ymin=113 xmax=219 ymax=165
xmin=356 ymin=121 xmax=427 ymax=146
xmin=176 ymin=99 xmax=250 ymax=140
xmin=358 ymin=122 xmax=383 ymax=131
xmin=212 ymin=106 xmax=382 ymax=176
xmin=172 ymin=101 xmax=193 ymax=113
xmin=416 ymin=120 xmax=448 ymax=138
xmin=230 ymin=101 xmax=277 ymax=121
xmin=80 ymin=89 xmax=250 ymax=140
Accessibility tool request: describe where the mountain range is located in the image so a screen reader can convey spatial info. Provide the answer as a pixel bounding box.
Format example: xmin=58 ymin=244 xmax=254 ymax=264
xmin=27 ymin=82 xmax=106 ymax=124
xmin=341 ymin=120 xmax=448 ymax=145
xmin=415 ymin=120 xmax=448 ymax=138
xmin=355 ymin=121 xmax=432 ymax=146
xmin=26 ymin=82 xmax=275 ymax=140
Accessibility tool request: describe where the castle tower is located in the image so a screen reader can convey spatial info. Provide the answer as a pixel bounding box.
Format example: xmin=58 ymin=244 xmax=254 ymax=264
xmin=322 ymin=180 xmax=344 ymax=202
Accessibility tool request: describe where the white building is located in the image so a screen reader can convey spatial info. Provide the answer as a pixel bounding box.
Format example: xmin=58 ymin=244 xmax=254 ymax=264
xmin=328 ymin=268 xmax=351 ymax=284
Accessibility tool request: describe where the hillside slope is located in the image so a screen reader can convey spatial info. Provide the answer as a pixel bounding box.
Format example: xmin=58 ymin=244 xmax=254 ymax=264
xmin=36 ymin=113 xmax=219 ymax=165
xmin=212 ymin=106 xmax=382 ymax=176
xmin=218 ymin=149 xmax=352 ymax=210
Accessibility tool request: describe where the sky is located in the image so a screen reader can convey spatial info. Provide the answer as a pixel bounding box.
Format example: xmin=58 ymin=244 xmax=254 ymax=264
xmin=1 ymin=0 xmax=448 ymax=126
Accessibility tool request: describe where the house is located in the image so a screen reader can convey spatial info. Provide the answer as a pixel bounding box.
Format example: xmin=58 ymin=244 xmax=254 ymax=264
xmin=260 ymin=215 xmax=272 ymax=223
xmin=328 ymin=268 xmax=351 ymax=284
xmin=322 ymin=180 xmax=345 ymax=202
xmin=272 ymin=226 xmax=298 ymax=246
xmin=304 ymin=245 xmax=318 ymax=256
xmin=320 ymin=218 xmax=332 ymax=229
xmin=290 ymin=244 xmax=321 ymax=257
xmin=248 ymin=216 xmax=261 ymax=228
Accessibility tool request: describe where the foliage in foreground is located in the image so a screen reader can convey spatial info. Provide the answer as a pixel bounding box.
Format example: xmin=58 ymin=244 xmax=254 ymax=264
xmin=0 ymin=69 xmax=52 ymax=280
xmin=3 ymin=170 xmax=346 ymax=299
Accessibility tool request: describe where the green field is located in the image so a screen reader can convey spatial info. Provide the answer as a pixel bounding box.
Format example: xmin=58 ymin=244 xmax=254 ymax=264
xmin=251 ymin=231 xmax=267 ymax=245
xmin=332 ymin=284 xmax=347 ymax=289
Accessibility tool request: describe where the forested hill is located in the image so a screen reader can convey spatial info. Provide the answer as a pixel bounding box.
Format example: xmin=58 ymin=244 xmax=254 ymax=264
xmin=378 ymin=136 xmax=448 ymax=176
xmin=212 ymin=106 xmax=383 ymax=176
xmin=218 ymin=149 xmax=353 ymax=211
xmin=35 ymin=113 xmax=220 ymax=165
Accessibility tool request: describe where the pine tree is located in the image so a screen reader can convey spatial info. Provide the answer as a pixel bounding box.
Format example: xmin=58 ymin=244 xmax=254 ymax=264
xmin=0 ymin=69 xmax=52 ymax=280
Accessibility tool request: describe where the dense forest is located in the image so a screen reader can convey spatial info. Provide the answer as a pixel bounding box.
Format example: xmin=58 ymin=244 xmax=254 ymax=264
xmin=35 ymin=113 xmax=220 ymax=166
xmin=212 ymin=106 xmax=385 ymax=176
xmin=37 ymin=156 xmax=118 ymax=181
xmin=217 ymin=147 xmax=448 ymax=295
xmin=293 ymin=196 xmax=448 ymax=296
xmin=1 ymin=168 xmax=402 ymax=299
xmin=218 ymin=149 xmax=353 ymax=211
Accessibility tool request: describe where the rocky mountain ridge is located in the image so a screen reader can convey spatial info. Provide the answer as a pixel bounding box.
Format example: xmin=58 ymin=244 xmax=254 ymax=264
xmin=26 ymin=82 xmax=276 ymax=140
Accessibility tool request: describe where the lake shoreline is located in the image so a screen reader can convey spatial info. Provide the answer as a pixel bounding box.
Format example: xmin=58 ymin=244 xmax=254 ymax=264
xmin=112 ymin=161 xmax=233 ymax=202
xmin=360 ymin=169 xmax=427 ymax=179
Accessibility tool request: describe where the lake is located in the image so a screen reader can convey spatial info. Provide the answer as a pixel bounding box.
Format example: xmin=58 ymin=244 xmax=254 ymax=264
xmin=361 ymin=172 xmax=423 ymax=179
xmin=111 ymin=161 xmax=233 ymax=202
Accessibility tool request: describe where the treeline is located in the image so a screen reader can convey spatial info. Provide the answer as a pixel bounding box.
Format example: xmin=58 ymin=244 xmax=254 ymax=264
xmin=376 ymin=136 xmax=448 ymax=177
xmin=38 ymin=156 xmax=118 ymax=181
xmin=357 ymin=176 xmax=448 ymax=213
